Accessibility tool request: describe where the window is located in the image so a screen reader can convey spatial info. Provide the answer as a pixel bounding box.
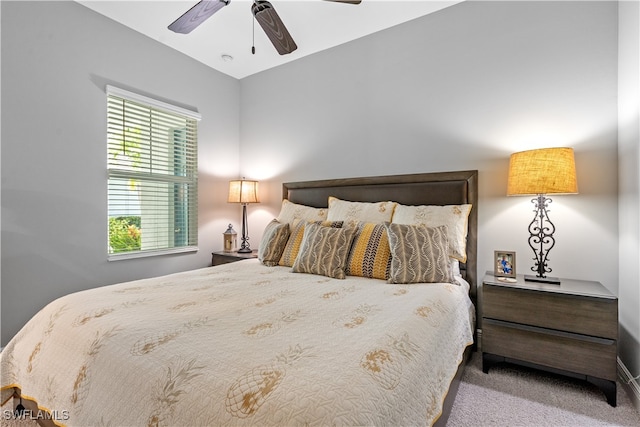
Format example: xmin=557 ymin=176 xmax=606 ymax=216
xmin=107 ymin=86 xmax=200 ymax=260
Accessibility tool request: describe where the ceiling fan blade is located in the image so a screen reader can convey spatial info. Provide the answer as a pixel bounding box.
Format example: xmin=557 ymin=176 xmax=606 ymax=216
xmin=168 ymin=0 xmax=230 ymax=34
xmin=251 ymin=1 xmax=298 ymax=55
xmin=323 ymin=0 xmax=362 ymax=4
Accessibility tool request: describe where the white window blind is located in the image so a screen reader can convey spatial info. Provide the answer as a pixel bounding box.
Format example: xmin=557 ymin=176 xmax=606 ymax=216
xmin=107 ymin=86 xmax=200 ymax=260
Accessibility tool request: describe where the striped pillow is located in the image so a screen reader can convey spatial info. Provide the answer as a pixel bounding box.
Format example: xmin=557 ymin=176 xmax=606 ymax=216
xmin=292 ymin=222 xmax=357 ymax=279
xmin=258 ymin=220 xmax=290 ymax=266
xmin=384 ymin=222 xmax=455 ymax=284
xmin=346 ymin=222 xmax=391 ymax=280
xmin=279 ymin=220 xmax=343 ymax=267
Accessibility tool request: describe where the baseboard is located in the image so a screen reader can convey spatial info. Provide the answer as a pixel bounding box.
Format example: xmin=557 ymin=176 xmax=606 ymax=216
xmin=618 ymin=357 xmax=640 ymax=414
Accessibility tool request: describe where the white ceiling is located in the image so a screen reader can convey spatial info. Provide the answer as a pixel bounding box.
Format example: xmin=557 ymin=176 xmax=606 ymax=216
xmin=77 ymin=0 xmax=463 ymax=79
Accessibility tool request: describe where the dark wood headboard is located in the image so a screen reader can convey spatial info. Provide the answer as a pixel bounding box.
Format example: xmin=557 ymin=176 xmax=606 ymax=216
xmin=282 ymin=170 xmax=478 ymax=302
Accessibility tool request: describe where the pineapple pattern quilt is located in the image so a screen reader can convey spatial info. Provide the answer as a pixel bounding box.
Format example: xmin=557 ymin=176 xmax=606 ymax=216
xmin=1 ymin=259 xmax=474 ymax=426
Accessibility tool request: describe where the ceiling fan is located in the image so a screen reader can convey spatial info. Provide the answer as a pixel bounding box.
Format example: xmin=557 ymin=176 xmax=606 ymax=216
xmin=168 ymin=0 xmax=362 ymax=55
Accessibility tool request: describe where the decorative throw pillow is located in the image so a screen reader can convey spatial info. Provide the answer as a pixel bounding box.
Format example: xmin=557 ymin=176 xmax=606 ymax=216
xmin=278 ymin=220 xmax=343 ymax=267
xmin=346 ymin=222 xmax=391 ymax=280
xmin=258 ymin=220 xmax=290 ymax=267
xmin=292 ymin=222 xmax=357 ymax=279
xmin=276 ymin=199 xmax=327 ymax=225
xmin=391 ymin=204 xmax=472 ymax=262
xmin=327 ymin=197 xmax=397 ymax=227
xmin=384 ymin=222 xmax=455 ymax=284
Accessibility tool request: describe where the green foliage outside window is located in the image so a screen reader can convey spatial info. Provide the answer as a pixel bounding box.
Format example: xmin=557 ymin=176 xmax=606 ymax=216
xmin=109 ymin=216 xmax=141 ymax=253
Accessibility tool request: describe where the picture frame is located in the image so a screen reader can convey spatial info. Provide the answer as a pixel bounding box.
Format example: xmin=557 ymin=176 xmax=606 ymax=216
xmin=494 ymin=250 xmax=516 ymax=278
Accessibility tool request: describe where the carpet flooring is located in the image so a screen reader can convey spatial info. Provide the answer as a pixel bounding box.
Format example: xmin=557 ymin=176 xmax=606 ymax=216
xmin=2 ymin=351 xmax=639 ymax=426
xmin=446 ymin=351 xmax=640 ymax=426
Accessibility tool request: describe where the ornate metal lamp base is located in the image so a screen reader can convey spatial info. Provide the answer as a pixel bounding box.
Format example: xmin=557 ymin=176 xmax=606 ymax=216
xmin=527 ymin=194 xmax=561 ymax=285
xmin=237 ymin=203 xmax=252 ymax=253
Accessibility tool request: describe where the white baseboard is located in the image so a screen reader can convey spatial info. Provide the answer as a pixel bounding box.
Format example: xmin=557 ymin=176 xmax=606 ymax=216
xmin=618 ymin=357 xmax=640 ymax=414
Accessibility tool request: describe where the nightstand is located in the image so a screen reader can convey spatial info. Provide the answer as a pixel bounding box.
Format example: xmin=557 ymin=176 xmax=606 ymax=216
xmin=481 ymin=273 xmax=618 ymax=406
xmin=211 ymin=250 xmax=258 ymax=266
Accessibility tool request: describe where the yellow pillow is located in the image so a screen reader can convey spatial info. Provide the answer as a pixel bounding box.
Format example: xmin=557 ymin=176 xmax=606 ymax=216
xmin=346 ymin=222 xmax=391 ymax=280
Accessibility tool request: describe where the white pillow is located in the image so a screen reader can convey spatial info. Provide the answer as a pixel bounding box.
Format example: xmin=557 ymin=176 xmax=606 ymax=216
xmin=327 ymin=196 xmax=396 ymax=227
xmin=392 ymin=204 xmax=472 ymax=262
xmin=276 ymin=199 xmax=327 ymax=225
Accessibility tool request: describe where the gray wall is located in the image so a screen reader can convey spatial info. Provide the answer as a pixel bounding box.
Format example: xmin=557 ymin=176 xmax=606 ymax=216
xmin=2 ymin=0 xmax=637 ymax=382
xmin=240 ymin=0 xmax=626 ymax=361
xmin=1 ymin=1 xmax=241 ymax=345
xmin=618 ymin=0 xmax=640 ymax=387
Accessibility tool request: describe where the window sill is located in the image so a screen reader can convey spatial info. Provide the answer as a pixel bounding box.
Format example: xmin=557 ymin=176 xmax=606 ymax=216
xmin=108 ymin=246 xmax=198 ymax=261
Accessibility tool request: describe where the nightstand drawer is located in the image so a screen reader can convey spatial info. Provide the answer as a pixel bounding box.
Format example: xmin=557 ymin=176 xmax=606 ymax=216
xmin=483 ymin=284 xmax=617 ymax=339
xmin=483 ymin=320 xmax=617 ymax=380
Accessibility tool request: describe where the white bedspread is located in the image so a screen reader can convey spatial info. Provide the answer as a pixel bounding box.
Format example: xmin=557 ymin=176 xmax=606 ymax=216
xmin=1 ymin=260 xmax=474 ymax=426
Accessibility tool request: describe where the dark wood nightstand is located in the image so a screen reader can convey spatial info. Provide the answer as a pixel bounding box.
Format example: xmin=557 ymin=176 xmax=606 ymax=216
xmin=211 ymin=250 xmax=258 ymax=266
xmin=481 ymin=273 xmax=618 ymax=406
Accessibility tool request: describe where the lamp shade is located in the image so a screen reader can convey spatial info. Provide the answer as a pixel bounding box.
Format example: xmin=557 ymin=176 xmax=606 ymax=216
xmin=228 ymin=180 xmax=260 ymax=204
xmin=507 ymin=147 xmax=578 ymax=196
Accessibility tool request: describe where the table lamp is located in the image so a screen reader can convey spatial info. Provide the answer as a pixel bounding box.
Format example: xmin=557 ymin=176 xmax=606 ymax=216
xmin=228 ymin=178 xmax=260 ymax=253
xmin=507 ymin=147 xmax=578 ymax=284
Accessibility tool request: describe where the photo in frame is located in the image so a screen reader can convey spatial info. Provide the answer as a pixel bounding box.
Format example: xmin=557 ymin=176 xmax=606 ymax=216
xmin=494 ymin=250 xmax=516 ymax=278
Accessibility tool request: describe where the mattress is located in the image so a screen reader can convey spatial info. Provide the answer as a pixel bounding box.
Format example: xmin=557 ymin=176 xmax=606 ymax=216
xmin=1 ymin=259 xmax=474 ymax=426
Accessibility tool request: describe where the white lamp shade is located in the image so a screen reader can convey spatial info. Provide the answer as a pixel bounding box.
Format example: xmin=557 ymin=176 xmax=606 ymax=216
xmin=228 ymin=180 xmax=259 ymax=204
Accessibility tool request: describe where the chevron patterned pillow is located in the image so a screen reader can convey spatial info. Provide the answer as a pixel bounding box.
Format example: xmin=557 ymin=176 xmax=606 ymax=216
xmin=346 ymin=222 xmax=391 ymax=280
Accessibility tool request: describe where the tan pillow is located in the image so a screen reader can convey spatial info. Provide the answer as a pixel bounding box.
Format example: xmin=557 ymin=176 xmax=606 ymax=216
xmin=346 ymin=222 xmax=391 ymax=280
xmin=292 ymin=222 xmax=357 ymax=279
xmin=384 ymin=222 xmax=454 ymax=284
xmin=391 ymin=204 xmax=472 ymax=262
xmin=327 ymin=197 xmax=396 ymax=227
xmin=258 ymin=220 xmax=290 ymax=267
xmin=276 ymin=199 xmax=327 ymax=225
xmin=278 ymin=220 xmax=343 ymax=267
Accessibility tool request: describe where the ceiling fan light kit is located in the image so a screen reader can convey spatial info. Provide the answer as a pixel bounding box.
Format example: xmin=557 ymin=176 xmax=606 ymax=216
xmin=169 ymin=0 xmax=362 ymax=56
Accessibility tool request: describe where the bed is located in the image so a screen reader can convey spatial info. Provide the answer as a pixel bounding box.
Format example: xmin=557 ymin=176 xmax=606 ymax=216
xmin=1 ymin=170 xmax=478 ymax=427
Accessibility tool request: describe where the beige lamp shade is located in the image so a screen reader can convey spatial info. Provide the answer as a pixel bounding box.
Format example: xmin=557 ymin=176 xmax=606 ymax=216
xmin=507 ymin=147 xmax=578 ymax=196
xmin=228 ymin=179 xmax=260 ymax=204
